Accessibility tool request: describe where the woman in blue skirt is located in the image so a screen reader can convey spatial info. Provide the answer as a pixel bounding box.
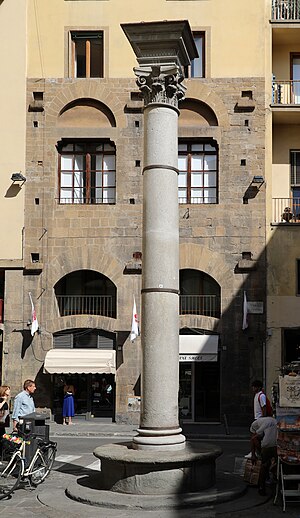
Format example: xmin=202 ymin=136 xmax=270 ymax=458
xmin=63 ymin=384 xmax=75 ymax=425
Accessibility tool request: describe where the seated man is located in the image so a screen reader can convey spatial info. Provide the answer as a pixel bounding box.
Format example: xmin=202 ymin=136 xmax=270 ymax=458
xmin=250 ymin=416 xmax=277 ymax=496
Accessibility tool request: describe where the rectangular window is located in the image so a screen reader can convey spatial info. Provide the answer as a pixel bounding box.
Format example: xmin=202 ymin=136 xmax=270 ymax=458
xmin=58 ymin=141 xmax=116 ymax=204
xmin=71 ymin=32 xmax=104 ymax=78
xmin=184 ymin=32 xmax=205 ymax=79
xmin=178 ymin=141 xmax=218 ymax=204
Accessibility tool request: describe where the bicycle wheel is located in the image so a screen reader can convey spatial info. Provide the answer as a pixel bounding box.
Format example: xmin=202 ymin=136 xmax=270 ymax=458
xmin=0 ymin=455 xmax=23 ymax=499
xmin=30 ymin=445 xmax=56 ymax=486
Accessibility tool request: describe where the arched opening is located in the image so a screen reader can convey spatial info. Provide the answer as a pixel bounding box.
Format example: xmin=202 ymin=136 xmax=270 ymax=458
xmin=58 ymin=98 xmax=116 ymax=128
xmin=179 ymin=99 xmax=218 ymax=127
xmin=179 ymin=268 xmax=221 ymax=317
xmin=54 ymin=270 xmax=117 ymax=318
xmin=48 ymin=328 xmax=116 ymax=421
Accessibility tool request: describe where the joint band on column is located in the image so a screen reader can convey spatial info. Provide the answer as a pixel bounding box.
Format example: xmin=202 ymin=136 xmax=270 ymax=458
xmin=142 ymin=164 xmax=179 ymax=175
xmin=141 ymin=288 xmax=179 ymax=295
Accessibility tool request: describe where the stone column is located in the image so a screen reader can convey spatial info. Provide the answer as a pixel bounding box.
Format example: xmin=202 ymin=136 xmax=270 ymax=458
xmin=121 ymin=21 xmax=198 ymax=451
xmin=132 ymin=65 xmax=185 ymax=450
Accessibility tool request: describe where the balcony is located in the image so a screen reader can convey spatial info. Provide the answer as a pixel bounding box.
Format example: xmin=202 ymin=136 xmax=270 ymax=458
xmin=56 ymin=295 xmax=116 ymax=318
xmin=272 ymin=198 xmax=300 ymax=223
xmin=272 ymin=80 xmax=300 ymax=105
xmin=272 ymin=0 xmax=300 ymax=21
xmin=179 ymin=295 xmax=220 ymax=318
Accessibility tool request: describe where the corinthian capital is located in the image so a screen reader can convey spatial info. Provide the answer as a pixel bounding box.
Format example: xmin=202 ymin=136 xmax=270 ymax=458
xmin=134 ymin=64 xmax=186 ymax=108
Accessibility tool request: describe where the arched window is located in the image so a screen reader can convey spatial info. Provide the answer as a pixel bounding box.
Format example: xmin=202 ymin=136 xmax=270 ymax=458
xmin=180 ymin=269 xmax=220 ymax=317
xmin=54 ymin=270 xmax=117 ymax=318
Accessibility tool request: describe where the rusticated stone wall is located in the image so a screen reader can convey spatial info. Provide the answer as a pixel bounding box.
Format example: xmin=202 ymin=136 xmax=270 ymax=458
xmin=2 ymin=75 xmax=266 ymax=425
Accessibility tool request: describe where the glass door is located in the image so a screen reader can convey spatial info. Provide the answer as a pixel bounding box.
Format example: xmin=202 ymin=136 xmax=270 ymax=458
xmin=291 ymin=54 xmax=300 ymax=104
xmin=179 ymin=363 xmax=194 ymax=421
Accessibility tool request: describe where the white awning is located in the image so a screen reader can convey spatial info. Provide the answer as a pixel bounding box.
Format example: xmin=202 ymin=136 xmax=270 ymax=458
xmin=179 ymin=335 xmax=218 ymax=362
xmin=44 ymin=349 xmax=116 ymax=374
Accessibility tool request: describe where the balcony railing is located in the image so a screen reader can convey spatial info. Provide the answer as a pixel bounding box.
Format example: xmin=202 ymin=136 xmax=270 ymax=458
xmin=179 ymin=295 xmax=220 ymax=318
xmin=56 ymin=295 xmax=115 ymax=317
xmin=272 ymin=198 xmax=300 ymax=223
xmin=58 ymin=197 xmax=116 ymax=205
xmin=272 ymin=80 xmax=300 ymax=105
xmin=272 ymin=0 xmax=300 ymax=20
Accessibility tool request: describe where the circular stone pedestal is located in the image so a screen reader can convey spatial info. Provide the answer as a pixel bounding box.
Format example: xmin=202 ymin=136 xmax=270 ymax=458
xmin=91 ymin=441 xmax=222 ymax=495
xmin=66 ymin=441 xmax=247 ymax=511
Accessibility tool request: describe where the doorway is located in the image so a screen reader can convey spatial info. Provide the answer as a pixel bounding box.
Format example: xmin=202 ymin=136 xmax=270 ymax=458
xmin=179 ymin=361 xmax=220 ymax=422
xmin=52 ymin=373 xmax=115 ymax=421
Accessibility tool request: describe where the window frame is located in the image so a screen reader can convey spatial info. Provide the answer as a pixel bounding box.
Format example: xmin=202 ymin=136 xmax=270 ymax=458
xmin=184 ymin=32 xmax=205 ymax=79
xmin=57 ymin=139 xmax=116 ymax=205
xmin=297 ymin=259 xmax=300 ymax=295
xmin=178 ymin=139 xmax=218 ymax=205
xmin=70 ymin=30 xmax=104 ymax=78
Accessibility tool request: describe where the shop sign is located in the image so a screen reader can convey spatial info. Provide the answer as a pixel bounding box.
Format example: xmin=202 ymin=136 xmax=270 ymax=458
xmin=179 ymin=354 xmax=218 ymax=362
xmin=247 ymin=302 xmax=264 ymax=314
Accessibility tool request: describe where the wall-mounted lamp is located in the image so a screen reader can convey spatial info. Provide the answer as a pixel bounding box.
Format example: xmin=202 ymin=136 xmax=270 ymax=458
xmin=250 ymin=175 xmax=264 ymax=187
xmin=11 ymin=172 xmax=26 ymax=183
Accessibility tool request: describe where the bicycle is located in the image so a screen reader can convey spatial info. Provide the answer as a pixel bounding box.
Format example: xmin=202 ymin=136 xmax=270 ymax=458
xmin=0 ymin=431 xmax=57 ymax=500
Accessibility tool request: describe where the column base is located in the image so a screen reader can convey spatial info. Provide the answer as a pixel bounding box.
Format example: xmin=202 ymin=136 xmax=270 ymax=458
xmin=132 ymin=427 xmax=186 ymax=450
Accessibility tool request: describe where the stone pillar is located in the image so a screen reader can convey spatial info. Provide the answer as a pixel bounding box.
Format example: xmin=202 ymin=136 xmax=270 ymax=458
xmin=132 ymin=65 xmax=186 ymax=450
xmin=121 ymin=21 xmax=198 ymax=451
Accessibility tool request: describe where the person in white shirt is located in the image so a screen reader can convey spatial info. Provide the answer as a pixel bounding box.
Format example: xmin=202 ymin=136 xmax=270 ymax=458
xmin=252 ymin=380 xmax=267 ymax=419
xmin=250 ymin=416 xmax=277 ymax=496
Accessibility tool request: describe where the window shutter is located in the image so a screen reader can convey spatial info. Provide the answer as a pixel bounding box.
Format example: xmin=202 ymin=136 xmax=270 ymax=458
xmin=53 ymin=333 xmax=73 ymax=348
xmin=97 ymin=334 xmax=114 ymax=349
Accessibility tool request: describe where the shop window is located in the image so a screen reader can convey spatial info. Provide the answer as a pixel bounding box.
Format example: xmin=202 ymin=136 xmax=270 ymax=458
xmin=58 ymin=140 xmax=116 ymax=204
xmin=283 ymin=329 xmax=300 ymax=363
xmin=184 ymin=32 xmax=205 ymax=78
xmin=178 ymin=140 xmax=218 ymax=204
xmin=71 ymin=31 xmax=104 ymax=78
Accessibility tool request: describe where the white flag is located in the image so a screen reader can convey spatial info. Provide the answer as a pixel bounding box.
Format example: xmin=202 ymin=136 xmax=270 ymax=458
xmin=130 ymin=297 xmax=139 ymax=342
xmin=242 ymin=291 xmax=248 ymax=330
xmin=29 ymin=292 xmax=39 ymax=336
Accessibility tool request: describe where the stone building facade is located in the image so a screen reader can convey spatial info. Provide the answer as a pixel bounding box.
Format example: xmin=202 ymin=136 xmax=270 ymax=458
xmin=1 ymin=0 xmax=269 ymax=427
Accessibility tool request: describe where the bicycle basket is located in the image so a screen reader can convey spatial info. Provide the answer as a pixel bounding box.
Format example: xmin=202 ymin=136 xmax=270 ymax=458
xmin=2 ymin=434 xmax=23 ymax=453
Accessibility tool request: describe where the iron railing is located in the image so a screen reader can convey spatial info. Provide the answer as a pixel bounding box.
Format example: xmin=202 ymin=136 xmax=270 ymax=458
xmin=272 ymin=80 xmax=300 ymax=104
xmin=272 ymin=0 xmax=300 ymax=20
xmin=58 ymin=197 xmax=116 ymax=205
xmin=56 ymin=295 xmax=116 ymax=317
xmin=272 ymin=198 xmax=300 ymax=223
xmin=179 ymin=295 xmax=220 ymax=318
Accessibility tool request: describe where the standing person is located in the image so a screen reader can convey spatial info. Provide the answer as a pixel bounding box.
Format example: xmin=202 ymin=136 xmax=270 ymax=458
xmin=252 ymin=380 xmax=267 ymax=419
xmin=12 ymin=379 xmax=36 ymax=431
xmin=0 ymin=386 xmax=10 ymax=438
xmin=62 ymin=384 xmax=75 ymax=425
xmin=250 ymin=416 xmax=278 ymax=496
